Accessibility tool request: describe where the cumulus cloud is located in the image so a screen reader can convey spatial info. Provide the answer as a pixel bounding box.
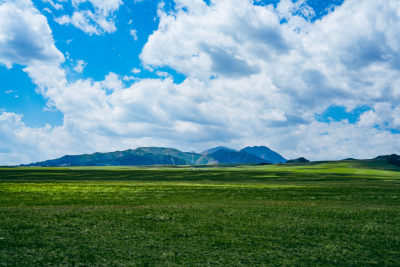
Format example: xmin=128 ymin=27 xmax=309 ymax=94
xmin=73 ymin=59 xmax=87 ymax=73
xmin=0 ymin=113 xmax=61 ymax=165
xmin=55 ymin=0 xmax=122 ymax=35
xmin=141 ymin=0 xmax=292 ymax=79
xmin=276 ymin=120 xmax=400 ymax=160
xmin=0 ymin=0 xmax=66 ymax=106
xmin=143 ymin=0 xmax=400 ymax=107
xmin=138 ymin=0 xmax=400 ymax=156
xmin=1 ymin=0 xmax=400 ymax=165
xmin=0 ymin=0 xmax=64 ymax=68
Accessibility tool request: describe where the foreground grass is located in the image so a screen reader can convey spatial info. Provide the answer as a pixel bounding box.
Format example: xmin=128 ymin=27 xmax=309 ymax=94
xmin=1 ymin=161 xmax=400 ymax=266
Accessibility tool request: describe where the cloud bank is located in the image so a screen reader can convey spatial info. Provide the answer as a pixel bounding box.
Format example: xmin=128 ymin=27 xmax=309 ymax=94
xmin=0 ymin=0 xmax=399 ymax=165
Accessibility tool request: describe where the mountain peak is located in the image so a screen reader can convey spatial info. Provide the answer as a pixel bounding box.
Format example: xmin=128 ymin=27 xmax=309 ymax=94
xmin=208 ymin=149 xmax=270 ymax=164
xmin=240 ymin=146 xmax=286 ymax=164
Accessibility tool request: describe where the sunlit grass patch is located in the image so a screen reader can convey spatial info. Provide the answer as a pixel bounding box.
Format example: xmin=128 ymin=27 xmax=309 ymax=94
xmin=1 ymin=162 xmax=400 ymax=265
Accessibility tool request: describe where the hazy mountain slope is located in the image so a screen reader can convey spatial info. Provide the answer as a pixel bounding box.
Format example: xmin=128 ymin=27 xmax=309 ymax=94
xmin=133 ymin=147 xmax=210 ymax=164
xmin=241 ymin=146 xmax=286 ymax=163
xmin=201 ymin=146 xmax=236 ymax=155
xmin=24 ymin=146 xmax=288 ymax=166
xmin=26 ymin=149 xmax=189 ymax=166
xmin=209 ymin=149 xmax=269 ymax=164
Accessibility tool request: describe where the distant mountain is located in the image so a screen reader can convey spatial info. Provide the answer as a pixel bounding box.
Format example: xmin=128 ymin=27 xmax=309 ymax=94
xmin=26 ymin=147 xmax=215 ymax=167
xmin=208 ymin=148 xmax=270 ymax=164
xmin=374 ymin=154 xmax=400 ymax=166
xmin=240 ymin=146 xmax=286 ymax=163
xmin=287 ymin=157 xmax=310 ymax=163
xmin=25 ymin=146 xmax=288 ymax=167
xmin=201 ymin=146 xmax=236 ymax=155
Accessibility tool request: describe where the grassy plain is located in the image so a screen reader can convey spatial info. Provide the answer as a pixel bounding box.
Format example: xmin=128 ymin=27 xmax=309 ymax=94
xmin=1 ymin=160 xmax=400 ymax=266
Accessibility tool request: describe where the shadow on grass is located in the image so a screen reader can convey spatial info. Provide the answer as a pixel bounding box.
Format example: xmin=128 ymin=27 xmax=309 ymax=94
xmin=1 ymin=168 xmax=400 ymax=186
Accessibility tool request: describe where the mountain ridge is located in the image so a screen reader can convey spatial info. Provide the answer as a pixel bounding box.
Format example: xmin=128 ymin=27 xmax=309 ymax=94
xmin=207 ymin=148 xmax=270 ymax=164
xmin=24 ymin=146 xmax=285 ymax=167
xmin=201 ymin=146 xmax=236 ymax=155
xmin=240 ymin=146 xmax=287 ymax=163
xmin=21 ymin=149 xmax=400 ymax=167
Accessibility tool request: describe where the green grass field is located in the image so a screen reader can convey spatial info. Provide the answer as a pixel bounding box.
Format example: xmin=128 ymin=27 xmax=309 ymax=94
xmin=1 ymin=160 xmax=400 ymax=266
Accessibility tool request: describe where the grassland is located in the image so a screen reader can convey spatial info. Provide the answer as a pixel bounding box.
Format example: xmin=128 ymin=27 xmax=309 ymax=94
xmin=1 ymin=160 xmax=400 ymax=266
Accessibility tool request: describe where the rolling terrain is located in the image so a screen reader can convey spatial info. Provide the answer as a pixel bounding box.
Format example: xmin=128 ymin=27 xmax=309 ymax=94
xmin=1 ymin=159 xmax=400 ymax=266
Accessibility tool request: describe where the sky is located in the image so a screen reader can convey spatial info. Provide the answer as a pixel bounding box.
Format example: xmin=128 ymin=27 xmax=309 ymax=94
xmin=0 ymin=0 xmax=400 ymax=165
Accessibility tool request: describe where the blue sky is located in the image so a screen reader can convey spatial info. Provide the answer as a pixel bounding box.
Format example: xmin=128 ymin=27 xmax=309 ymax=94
xmin=2 ymin=0 xmax=345 ymax=128
xmin=0 ymin=0 xmax=399 ymax=164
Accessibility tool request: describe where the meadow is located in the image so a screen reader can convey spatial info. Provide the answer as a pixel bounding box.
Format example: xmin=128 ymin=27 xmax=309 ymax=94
xmin=1 ymin=160 xmax=400 ymax=266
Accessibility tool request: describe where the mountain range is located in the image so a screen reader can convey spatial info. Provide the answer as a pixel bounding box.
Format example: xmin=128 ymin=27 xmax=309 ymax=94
xmin=24 ymin=146 xmax=287 ymax=167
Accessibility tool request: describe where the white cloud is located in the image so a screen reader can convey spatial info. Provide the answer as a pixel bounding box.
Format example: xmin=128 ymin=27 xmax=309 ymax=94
xmin=357 ymin=110 xmax=379 ymax=128
xmin=73 ymin=59 xmax=87 ymax=73
xmin=43 ymin=7 xmax=52 ymax=13
xmin=72 ymin=0 xmax=121 ymax=13
xmin=1 ymin=0 xmax=400 ymax=165
xmin=142 ymin=0 xmax=400 ymax=110
xmin=56 ymin=12 xmax=98 ymax=35
xmin=0 ymin=0 xmax=64 ymax=68
xmin=276 ymin=0 xmax=314 ymax=22
xmin=131 ymin=68 xmax=140 ymax=74
xmin=0 ymin=0 xmax=67 ymax=112
xmin=101 ymin=72 xmax=123 ymax=90
xmin=276 ymin=120 xmax=400 ymax=160
xmin=155 ymin=71 xmax=170 ymax=78
xmin=41 ymin=0 xmax=63 ymax=10
xmin=137 ymin=0 xmax=400 ymax=157
xmin=141 ymin=0 xmax=298 ymax=80
xmin=0 ymin=112 xmax=99 ymax=165
xmin=55 ymin=0 xmax=122 ymax=35
xmin=130 ymin=29 xmax=138 ymax=41
xmin=122 ymin=75 xmax=137 ymax=81
xmin=3 ymin=89 xmax=18 ymax=98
